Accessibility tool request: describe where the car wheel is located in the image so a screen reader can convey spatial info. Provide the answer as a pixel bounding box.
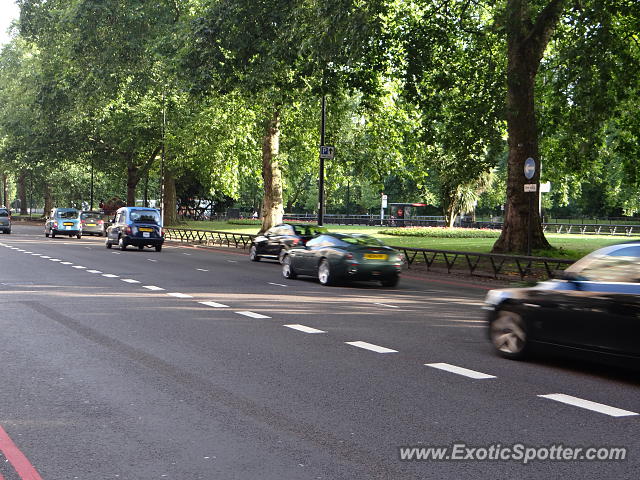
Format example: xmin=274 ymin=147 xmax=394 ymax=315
xmin=381 ymin=275 xmax=399 ymax=287
xmin=249 ymin=245 xmax=260 ymax=262
xmin=105 ymin=238 xmax=112 ymax=249
xmin=490 ymin=309 xmax=529 ymax=360
xmin=318 ymin=258 xmax=334 ymax=286
xmin=45 ymin=232 xmax=49 ymax=238
xmin=118 ymin=236 xmax=127 ymax=251
xmin=77 ymin=234 xmax=82 ymax=239
xmin=282 ymin=254 xmax=297 ymax=279
xmin=155 ymin=245 xmax=162 ymax=252
xmin=138 ymin=245 xmax=144 ymax=251
xmin=51 ymin=232 xmax=56 ymax=238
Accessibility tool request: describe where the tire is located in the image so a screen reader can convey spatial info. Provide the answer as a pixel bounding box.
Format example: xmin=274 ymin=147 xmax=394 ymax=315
xmin=155 ymin=245 xmax=162 ymax=252
xmin=490 ymin=309 xmax=529 ymax=360
xmin=77 ymin=234 xmax=82 ymax=239
xmin=51 ymin=232 xmax=56 ymax=238
xmin=45 ymin=232 xmax=49 ymax=238
xmin=317 ymin=258 xmax=334 ymax=286
xmin=278 ymin=247 xmax=287 ymax=265
xmin=381 ymin=275 xmax=399 ymax=287
xmin=118 ymin=236 xmax=127 ymax=251
xmin=106 ymin=239 xmax=112 ymax=249
xmin=282 ymin=254 xmax=297 ymax=279
xmin=138 ymin=245 xmax=144 ymax=251
xmin=249 ymin=245 xmax=260 ymax=262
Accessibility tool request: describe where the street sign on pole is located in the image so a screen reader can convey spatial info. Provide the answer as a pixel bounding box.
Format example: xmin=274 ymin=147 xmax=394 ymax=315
xmin=524 ymin=184 xmax=537 ymax=192
xmin=381 ymin=194 xmax=388 ymax=208
xmin=319 ymin=145 xmax=335 ymax=159
xmin=524 ymin=157 xmax=536 ymax=180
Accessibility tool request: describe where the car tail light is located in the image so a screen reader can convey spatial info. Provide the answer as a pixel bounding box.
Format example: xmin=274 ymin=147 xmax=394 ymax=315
xmin=98 ymin=220 xmax=104 ymax=224
xmin=345 ymin=253 xmax=354 ymax=260
xmin=81 ymin=220 xmax=86 ymax=224
xmin=161 ymin=228 xmax=165 ymax=237
xmin=292 ymin=238 xmax=300 ymax=246
xmin=53 ymin=222 xmax=58 ymax=228
xmin=124 ymin=226 xmax=132 ymax=235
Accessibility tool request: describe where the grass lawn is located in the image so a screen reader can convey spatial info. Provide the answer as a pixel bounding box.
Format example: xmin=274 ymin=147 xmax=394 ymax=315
xmin=173 ymin=220 xmax=638 ymax=261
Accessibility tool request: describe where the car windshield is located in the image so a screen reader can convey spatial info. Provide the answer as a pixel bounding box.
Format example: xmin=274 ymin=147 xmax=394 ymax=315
xmin=130 ymin=210 xmax=160 ymax=224
xmin=565 ymin=245 xmax=640 ymax=283
xmin=293 ymin=225 xmax=328 ymax=236
xmin=0 ymin=209 xmax=8 ymax=217
xmin=57 ymin=210 xmax=78 ymax=219
xmin=81 ymin=212 xmax=102 ymax=220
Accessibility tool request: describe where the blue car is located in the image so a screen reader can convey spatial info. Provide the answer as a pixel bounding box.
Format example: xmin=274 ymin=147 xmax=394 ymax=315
xmin=45 ymin=208 xmax=82 ymax=238
xmin=105 ymin=206 xmax=164 ymax=252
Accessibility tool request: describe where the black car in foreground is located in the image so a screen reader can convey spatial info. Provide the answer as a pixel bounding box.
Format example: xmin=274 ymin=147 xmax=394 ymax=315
xmin=250 ymin=223 xmax=328 ymax=263
xmin=486 ymin=242 xmax=640 ymax=366
xmin=282 ymin=233 xmax=403 ymax=287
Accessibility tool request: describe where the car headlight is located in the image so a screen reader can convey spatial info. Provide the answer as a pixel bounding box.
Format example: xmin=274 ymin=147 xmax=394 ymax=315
xmin=485 ymin=289 xmax=512 ymax=306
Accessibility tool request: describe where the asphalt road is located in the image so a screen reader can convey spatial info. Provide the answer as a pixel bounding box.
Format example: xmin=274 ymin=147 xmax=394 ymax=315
xmin=0 ymin=224 xmax=638 ymax=479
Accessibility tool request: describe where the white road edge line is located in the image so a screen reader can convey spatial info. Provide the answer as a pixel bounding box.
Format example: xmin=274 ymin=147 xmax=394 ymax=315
xmin=199 ymin=301 xmax=229 ymax=308
xmin=538 ymin=393 xmax=639 ymax=417
xmin=143 ymin=285 xmax=165 ymax=291
xmin=235 ymin=311 xmax=271 ymax=319
xmin=167 ymin=293 xmax=193 ymax=298
xmin=425 ymin=363 xmax=496 ymax=379
xmin=345 ymin=341 xmax=398 ymax=354
xmin=284 ymin=324 xmax=326 ymax=334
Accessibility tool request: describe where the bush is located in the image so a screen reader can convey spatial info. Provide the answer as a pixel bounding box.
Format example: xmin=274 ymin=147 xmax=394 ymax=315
xmin=380 ymin=226 xmax=501 ymax=239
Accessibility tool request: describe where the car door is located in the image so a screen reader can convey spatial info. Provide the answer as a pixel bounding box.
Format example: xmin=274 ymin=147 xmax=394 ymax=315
xmin=108 ymin=211 xmax=124 ymax=242
xmin=534 ymin=245 xmax=640 ymax=355
xmin=295 ymin=235 xmax=325 ymax=273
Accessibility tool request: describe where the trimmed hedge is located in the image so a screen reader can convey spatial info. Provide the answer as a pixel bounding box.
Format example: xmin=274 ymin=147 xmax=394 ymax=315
xmin=380 ymin=226 xmax=501 ymax=239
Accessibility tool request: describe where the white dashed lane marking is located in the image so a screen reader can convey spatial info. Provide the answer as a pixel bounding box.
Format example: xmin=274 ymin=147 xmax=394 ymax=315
xmin=345 ymin=341 xmax=398 ymax=354
xmin=102 ymin=274 xmax=119 ymax=278
xmin=425 ymin=363 xmax=496 ymax=380
xmin=72 ymin=266 xmax=86 ymax=269
xmin=167 ymin=293 xmax=193 ymax=299
xmin=538 ymin=394 xmax=638 ymax=418
xmin=196 ymin=268 xmax=208 ymax=272
xmin=143 ymin=285 xmax=165 ymax=291
xmin=235 ymin=311 xmax=271 ymax=319
xmin=199 ymin=301 xmax=229 ymax=308
xmin=284 ymin=324 xmax=326 ymax=334
xmin=373 ymin=302 xmax=398 ymax=308
xmin=60 ymin=262 xmax=72 ymax=265
xmin=121 ymin=279 xmax=140 ymax=284
xmin=86 ymin=270 xmax=102 ymax=274
xmin=268 ymin=282 xmax=287 ymax=287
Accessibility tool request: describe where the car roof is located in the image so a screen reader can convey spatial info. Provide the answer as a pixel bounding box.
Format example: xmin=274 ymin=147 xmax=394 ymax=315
xmin=117 ymin=207 xmax=158 ymax=212
xmin=55 ymin=207 xmax=78 ymax=211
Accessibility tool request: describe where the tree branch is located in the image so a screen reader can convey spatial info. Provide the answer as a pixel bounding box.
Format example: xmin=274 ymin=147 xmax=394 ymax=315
xmin=525 ymin=0 xmax=568 ymax=59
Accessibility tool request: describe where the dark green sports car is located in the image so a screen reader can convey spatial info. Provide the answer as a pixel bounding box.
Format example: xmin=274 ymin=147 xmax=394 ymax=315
xmin=282 ymin=233 xmax=403 ymax=287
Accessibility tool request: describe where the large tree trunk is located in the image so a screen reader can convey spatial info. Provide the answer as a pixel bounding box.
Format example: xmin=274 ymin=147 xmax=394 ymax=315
xmin=492 ymin=0 xmax=564 ymax=254
xmin=1 ymin=172 xmax=7 ymax=208
xmin=126 ymin=161 xmax=139 ymax=207
xmin=17 ymin=171 xmax=28 ymax=215
xmin=162 ymin=169 xmax=177 ymax=226
xmin=43 ymin=182 xmax=53 ymax=217
xmin=259 ymin=109 xmax=284 ymax=234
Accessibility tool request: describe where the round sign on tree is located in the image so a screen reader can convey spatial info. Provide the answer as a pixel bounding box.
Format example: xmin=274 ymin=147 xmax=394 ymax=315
xmin=524 ymin=157 xmax=536 ymax=180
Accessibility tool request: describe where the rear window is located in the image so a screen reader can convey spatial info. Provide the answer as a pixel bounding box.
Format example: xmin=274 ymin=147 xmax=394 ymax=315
xmin=81 ymin=212 xmax=103 ymax=220
xmin=293 ymin=225 xmax=328 ymax=236
xmin=341 ymin=235 xmax=386 ymax=247
xmin=0 ymin=209 xmax=8 ymax=217
xmin=57 ymin=210 xmax=79 ymax=219
xmin=130 ymin=209 xmax=160 ymax=224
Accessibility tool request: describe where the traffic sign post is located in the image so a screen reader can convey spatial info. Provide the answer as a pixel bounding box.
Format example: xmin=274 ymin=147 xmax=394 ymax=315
xmin=524 ymin=158 xmax=537 ymax=256
xmin=319 ymin=145 xmax=335 ymax=159
xmin=380 ymin=194 xmax=387 ymax=223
